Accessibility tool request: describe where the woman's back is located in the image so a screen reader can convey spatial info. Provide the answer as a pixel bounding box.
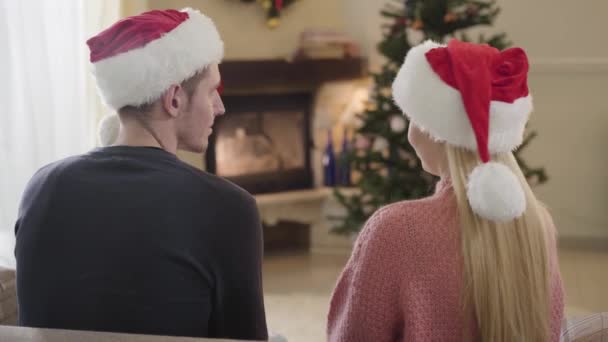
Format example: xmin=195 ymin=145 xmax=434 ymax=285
xmin=327 ymin=180 xmax=564 ymax=341
xmin=328 ymin=39 xmax=565 ymax=342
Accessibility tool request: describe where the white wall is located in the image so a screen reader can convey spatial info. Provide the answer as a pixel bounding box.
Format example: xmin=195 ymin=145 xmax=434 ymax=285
xmin=144 ymin=0 xmax=608 ymax=239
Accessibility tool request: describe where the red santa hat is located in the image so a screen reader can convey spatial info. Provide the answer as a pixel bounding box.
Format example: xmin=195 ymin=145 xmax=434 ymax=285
xmin=392 ymin=39 xmax=532 ymax=222
xmin=87 ymin=8 xmax=224 ymax=146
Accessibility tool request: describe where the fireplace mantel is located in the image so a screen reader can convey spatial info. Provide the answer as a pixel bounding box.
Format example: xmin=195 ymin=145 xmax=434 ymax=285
xmin=220 ymin=58 xmax=367 ymax=94
xmin=255 ymin=187 xmax=358 ymax=254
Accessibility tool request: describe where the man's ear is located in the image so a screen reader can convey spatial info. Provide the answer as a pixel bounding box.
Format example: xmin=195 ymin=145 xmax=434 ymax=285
xmin=161 ymin=84 xmax=186 ymax=118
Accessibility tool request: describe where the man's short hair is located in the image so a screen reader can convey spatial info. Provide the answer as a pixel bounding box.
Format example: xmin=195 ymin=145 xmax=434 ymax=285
xmin=119 ymin=68 xmax=208 ymax=114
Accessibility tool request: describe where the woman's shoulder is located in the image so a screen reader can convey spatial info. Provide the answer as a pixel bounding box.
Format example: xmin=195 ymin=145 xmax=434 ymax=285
xmin=360 ymin=181 xmax=458 ymax=245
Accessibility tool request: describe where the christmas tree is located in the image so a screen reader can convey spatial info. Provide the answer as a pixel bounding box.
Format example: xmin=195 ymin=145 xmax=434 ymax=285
xmin=331 ymin=0 xmax=548 ymax=235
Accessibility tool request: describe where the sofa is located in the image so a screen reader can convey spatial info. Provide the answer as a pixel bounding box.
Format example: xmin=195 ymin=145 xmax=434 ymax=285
xmin=0 ymin=267 xmax=17 ymax=325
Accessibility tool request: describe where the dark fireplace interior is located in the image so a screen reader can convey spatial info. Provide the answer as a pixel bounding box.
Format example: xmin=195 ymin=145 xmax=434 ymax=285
xmin=206 ymin=93 xmax=314 ymax=194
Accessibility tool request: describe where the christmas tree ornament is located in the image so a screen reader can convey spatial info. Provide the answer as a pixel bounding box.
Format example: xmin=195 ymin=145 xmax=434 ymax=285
xmin=355 ymin=135 xmax=371 ymax=150
xmin=443 ymin=12 xmax=458 ymax=23
xmin=411 ymin=19 xmax=424 ymax=30
xmin=466 ymin=4 xmax=480 ymax=17
xmin=363 ymin=204 xmax=375 ymax=215
xmin=352 ymin=116 xmax=364 ymax=129
xmin=365 ymin=101 xmax=378 ymax=112
xmin=362 ymin=194 xmax=374 ymax=202
xmin=398 ymin=148 xmax=413 ymax=161
xmin=380 ymin=87 xmax=392 ymax=97
xmin=372 ymin=137 xmax=389 ymax=152
xmin=390 ymin=115 xmax=407 ymax=133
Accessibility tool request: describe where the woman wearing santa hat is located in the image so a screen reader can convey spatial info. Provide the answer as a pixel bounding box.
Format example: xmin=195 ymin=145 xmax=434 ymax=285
xmin=327 ymin=39 xmax=564 ymax=341
xmin=15 ymin=8 xmax=267 ymax=340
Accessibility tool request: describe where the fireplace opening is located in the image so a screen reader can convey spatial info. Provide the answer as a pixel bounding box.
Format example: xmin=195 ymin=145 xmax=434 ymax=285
xmin=206 ymin=93 xmax=313 ymax=194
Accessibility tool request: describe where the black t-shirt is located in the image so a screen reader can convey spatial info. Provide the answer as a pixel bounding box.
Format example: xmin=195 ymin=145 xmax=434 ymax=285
xmin=14 ymin=146 xmax=268 ymax=340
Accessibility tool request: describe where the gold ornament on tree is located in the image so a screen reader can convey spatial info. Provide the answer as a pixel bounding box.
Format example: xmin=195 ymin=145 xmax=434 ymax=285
xmin=411 ymin=19 xmax=424 ymax=30
xmin=443 ymin=12 xmax=458 ymax=23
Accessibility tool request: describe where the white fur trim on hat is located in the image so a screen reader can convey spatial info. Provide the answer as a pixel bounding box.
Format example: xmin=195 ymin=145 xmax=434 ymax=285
xmin=392 ymin=40 xmax=532 ymax=154
xmin=98 ymin=114 xmax=120 ymax=147
xmin=467 ymin=162 xmax=527 ymax=222
xmin=91 ymin=8 xmax=224 ymax=111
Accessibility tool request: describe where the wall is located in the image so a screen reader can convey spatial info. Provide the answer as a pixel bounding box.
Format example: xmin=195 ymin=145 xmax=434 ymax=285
xmin=140 ymin=0 xmax=607 ymax=239
xmin=148 ymin=0 xmax=345 ymax=60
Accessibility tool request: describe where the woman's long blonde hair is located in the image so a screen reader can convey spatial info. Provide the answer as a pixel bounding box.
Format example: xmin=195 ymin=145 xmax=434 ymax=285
xmin=446 ymin=145 xmax=551 ymax=342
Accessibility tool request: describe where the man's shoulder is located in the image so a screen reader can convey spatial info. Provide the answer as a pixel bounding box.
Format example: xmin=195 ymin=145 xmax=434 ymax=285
xmin=176 ymin=162 xmax=256 ymax=206
xmin=18 ymin=154 xmax=87 ymax=208
xmin=28 ymin=155 xmax=84 ymax=182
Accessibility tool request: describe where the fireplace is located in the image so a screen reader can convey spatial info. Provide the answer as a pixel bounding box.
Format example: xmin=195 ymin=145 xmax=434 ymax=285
xmin=206 ymin=58 xmax=367 ymax=194
xmin=206 ymin=93 xmax=313 ymax=194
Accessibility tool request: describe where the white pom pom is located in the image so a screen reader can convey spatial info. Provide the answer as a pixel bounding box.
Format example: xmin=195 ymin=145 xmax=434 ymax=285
xmin=466 ymin=162 xmax=526 ymax=222
xmin=98 ymin=114 xmax=120 ymax=147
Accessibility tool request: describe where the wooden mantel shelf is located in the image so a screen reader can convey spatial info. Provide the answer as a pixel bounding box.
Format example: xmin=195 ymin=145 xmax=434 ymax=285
xmin=254 ymin=187 xmax=358 ymax=207
xmin=253 ymin=187 xmax=358 ymax=225
xmin=220 ymin=58 xmax=367 ymax=92
xmin=253 ymin=187 xmax=357 ymax=254
xmin=255 ymin=187 xmax=331 ymax=206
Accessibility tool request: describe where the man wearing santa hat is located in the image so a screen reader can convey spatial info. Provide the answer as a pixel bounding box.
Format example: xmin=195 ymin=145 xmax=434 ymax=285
xmin=14 ymin=8 xmax=268 ymax=340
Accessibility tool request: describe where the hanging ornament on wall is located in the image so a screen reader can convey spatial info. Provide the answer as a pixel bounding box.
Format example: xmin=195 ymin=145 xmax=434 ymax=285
xmin=237 ymin=0 xmax=298 ymax=28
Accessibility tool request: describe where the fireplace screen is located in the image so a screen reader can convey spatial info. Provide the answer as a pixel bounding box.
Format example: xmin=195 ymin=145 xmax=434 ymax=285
xmin=206 ymin=93 xmax=313 ymax=194
xmin=215 ymin=110 xmax=306 ymax=177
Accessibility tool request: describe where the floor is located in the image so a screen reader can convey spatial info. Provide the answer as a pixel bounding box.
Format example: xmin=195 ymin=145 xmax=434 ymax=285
xmin=263 ymin=245 xmax=608 ymax=342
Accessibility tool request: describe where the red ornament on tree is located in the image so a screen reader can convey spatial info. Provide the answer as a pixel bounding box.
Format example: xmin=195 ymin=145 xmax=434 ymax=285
xmin=391 ymin=17 xmax=408 ymax=34
xmin=466 ymin=4 xmax=480 ymax=17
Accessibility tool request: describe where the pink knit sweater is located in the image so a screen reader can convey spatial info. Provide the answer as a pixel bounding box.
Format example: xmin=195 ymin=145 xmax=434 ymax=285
xmin=327 ymin=179 xmax=564 ymax=342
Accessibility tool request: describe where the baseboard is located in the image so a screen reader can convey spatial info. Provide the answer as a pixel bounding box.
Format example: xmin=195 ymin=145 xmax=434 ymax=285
xmin=310 ymin=246 xmax=353 ymax=256
xmin=558 ymin=235 xmax=608 ymax=251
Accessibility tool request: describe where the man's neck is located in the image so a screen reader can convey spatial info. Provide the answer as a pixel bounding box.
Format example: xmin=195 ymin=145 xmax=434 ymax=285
xmin=115 ymin=119 xmax=178 ymax=155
